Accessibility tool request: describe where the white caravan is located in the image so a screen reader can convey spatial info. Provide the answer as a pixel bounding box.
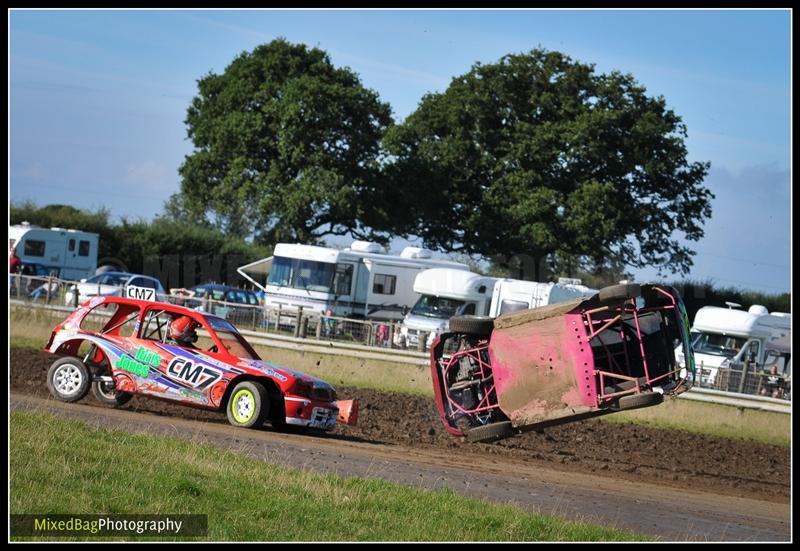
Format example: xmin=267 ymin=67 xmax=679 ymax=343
xmin=401 ymin=268 xmax=597 ymax=347
xmin=9 ymin=223 xmax=99 ymax=280
xmin=237 ymin=241 xmax=470 ymax=320
xmin=675 ymin=303 xmax=791 ymax=385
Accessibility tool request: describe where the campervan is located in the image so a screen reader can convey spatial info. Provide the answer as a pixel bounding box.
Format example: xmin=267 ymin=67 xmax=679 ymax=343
xmin=400 ymin=268 xmax=597 ymax=347
xmin=237 ymin=241 xmax=469 ymax=321
xmin=9 ymin=223 xmax=99 ymax=281
xmin=676 ymin=304 xmax=791 ymax=386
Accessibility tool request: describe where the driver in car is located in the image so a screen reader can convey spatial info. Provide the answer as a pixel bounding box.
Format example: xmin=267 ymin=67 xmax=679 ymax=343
xmin=167 ymin=316 xmax=200 ymax=349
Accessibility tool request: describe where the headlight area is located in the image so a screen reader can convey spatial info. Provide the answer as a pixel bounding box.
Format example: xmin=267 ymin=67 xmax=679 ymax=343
xmin=284 ymin=380 xmax=339 ymax=430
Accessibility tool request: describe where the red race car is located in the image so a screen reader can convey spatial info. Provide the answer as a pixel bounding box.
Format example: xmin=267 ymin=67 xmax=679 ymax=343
xmin=43 ymin=296 xmax=358 ymax=431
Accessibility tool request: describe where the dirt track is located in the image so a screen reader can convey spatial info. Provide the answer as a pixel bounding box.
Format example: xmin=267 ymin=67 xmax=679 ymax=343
xmin=11 ymin=347 xmax=789 ymax=504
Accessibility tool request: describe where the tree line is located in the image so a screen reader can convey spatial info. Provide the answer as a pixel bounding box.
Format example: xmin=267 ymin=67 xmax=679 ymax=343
xmin=169 ymin=39 xmax=714 ymax=282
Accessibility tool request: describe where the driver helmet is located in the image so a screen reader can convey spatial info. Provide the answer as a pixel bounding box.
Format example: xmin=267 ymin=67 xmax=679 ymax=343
xmin=170 ymin=316 xmax=199 ymax=345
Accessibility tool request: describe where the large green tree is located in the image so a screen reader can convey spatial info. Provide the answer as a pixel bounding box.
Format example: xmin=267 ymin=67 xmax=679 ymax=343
xmin=173 ymin=38 xmax=394 ymax=243
xmin=385 ymin=48 xmax=713 ymax=280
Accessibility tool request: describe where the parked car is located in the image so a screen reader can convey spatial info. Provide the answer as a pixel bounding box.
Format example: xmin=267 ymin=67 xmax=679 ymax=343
xmin=9 ymin=262 xmax=60 ymax=299
xmin=43 ymin=296 xmax=359 ymax=430
xmin=185 ymin=283 xmax=260 ymax=320
xmin=64 ymin=272 xmax=167 ymax=306
xmin=430 ymin=283 xmax=695 ymax=443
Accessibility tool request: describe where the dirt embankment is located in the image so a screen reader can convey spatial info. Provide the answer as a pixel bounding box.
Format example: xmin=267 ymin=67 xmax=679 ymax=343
xmin=11 ymin=347 xmax=789 ymax=502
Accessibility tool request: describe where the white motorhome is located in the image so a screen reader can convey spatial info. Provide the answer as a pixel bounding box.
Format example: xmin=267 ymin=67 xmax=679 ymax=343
xmin=237 ymin=241 xmax=469 ymax=320
xmin=401 ymin=268 xmax=597 ymax=346
xmin=9 ymin=223 xmax=99 ymax=280
xmin=676 ymin=303 xmax=791 ymax=385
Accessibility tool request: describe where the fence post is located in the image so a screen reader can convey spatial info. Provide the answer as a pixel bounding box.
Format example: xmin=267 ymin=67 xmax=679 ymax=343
xmin=46 ymin=275 xmax=53 ymax=304
xmin=73 ymin=285 xmax=80 ymax=308
xmin=251 ymin=305 xmax=257 ymax=330
xmin=294 ymin=307 xmax=303 ymax=338
xmin=417 ymin=333 xmax=426 ymax=352
xmin=299 ymin=316 xmax=309 ymax=339
xmin=276 ymin=305 xmax=282 ymax=333
xmin=738 ymin=358 xmax=750 ymax=394
xmin=316 ymin=317 xmax=322 ymax=340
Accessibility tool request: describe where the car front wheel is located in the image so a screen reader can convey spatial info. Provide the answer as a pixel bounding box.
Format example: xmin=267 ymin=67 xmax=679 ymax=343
xmin=91 ymin=379 xmax=134 ymax=407
xmin=47 ymin=357 xmax=92 ymax=402
xmin=226 ymin=381 xmax=269 ymax=428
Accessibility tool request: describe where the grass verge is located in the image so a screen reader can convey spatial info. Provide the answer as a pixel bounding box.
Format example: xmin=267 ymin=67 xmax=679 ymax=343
xmin=10 ymin=411 xmax=647 ymax=542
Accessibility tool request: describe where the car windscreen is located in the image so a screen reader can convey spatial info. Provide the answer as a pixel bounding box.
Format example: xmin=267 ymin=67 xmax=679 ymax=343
xmin=411 ymin=295 xmax=465 ymax=319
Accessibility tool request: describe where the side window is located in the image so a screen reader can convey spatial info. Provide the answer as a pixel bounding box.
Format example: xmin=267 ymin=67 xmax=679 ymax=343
xmin=68 ymin=239 xmax=76 ymax=252
xmin=140 ymin=309 xmax=175 ymax=342
xmin=24 ymin=240 xmax=46 ymax=257
xmin=373 ymin=274 xmax=396 ymax=295
xmin=335 ymin=264 xmax=353 ymax=296
xmin=78 ymin=240 xmax=91 ymax=257
xmin=499 ymin=299 xmax=528 ymax=315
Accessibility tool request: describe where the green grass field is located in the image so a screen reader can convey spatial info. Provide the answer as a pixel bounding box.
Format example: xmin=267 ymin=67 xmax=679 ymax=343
xmin=10 ymin=411 xmax=648 ymax=542
xmin=10 ymin=308 xmax=790 ymax=447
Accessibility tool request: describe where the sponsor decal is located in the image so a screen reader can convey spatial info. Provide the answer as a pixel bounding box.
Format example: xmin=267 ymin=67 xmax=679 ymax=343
xmin=167 ymin=358 xmax=222 ymax=390
xmin=115 ymin=356 xmax=149 ymax=378
xmin=114 ymin=345 xmax=161 ymax=378
xmin=179 ymin=387 xmax=204 ymax=400
xmin=134 ymin=346 xmax=162 ymax=368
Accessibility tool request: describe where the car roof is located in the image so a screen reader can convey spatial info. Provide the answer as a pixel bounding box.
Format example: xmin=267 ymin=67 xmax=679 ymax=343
xmin=89 ymin=295 xmax=221 ymax=320
xmin=193 ymin=283 xmax=254 ymax=293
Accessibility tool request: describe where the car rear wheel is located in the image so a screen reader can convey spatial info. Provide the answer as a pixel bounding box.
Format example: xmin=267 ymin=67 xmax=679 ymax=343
xmin=466 ymin=420 xmax=514 ymax=443
xmin=449 ymin=315 xmax=494 ymax=337
xmin=226 ymin=381 xmax=269 ymax=428
xmin=91 ymin=379 xmax=134 ymax=407
xmin=47 ymin=357 xmax=92 ymax=402
xmin=598 ymin=283 xmax=641 ymax=303
xmin=609 ymin=391 xmax=663 ymax=411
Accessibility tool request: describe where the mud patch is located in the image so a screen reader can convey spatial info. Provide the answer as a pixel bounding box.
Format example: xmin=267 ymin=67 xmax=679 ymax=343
xmin=12 ymin=347 xmax=789 ymax=502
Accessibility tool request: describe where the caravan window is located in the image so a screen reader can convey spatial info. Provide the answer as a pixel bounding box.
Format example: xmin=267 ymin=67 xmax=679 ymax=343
xmin=68 ymin=239 xmax=76 ymax=252
xmin=373 ymin=274 xmax=396 ymax=295
xmin=499 ymin=299 xmax=529 ymax=315
xmin=692 ymin=332 xmax=747 ymax=358
xmin=24 ymin=240 xmax=46 ymax=257
xmin=79 ymin=240 xmax=91 ymax=256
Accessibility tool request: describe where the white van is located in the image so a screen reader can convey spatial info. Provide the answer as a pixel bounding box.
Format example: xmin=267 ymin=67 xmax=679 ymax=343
xmin=676 ymin=304 xmax=791 ymax=385
xmin=9 ymin=223 xmax=99 ymax=281
xmin=238 ymin=241 xmax=470 ymax=321
xmin=401 ymin=269 xmax=596 ymax=346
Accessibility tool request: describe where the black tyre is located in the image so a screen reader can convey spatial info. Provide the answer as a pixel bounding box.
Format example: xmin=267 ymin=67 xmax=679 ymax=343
xmin=466 ymin=421 xmax=514 ymax=443
xmin=610 ymin=392 xmax=663 ymax=411
xmin=449 ymin=315 xmax=494 ymax=336
xmin=226 ymin=381 xmax=270 ymax=428
xmin=91 ymin=379 xmax=133 ymax=407
xmin=47 ymin=357 xmax=92 ymax=403
xmin=598 ymin=283 xmax=641 ymax=303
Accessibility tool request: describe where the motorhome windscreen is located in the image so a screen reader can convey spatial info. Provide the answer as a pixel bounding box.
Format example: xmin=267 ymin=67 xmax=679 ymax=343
xmin=691 ymin=333 xmax=747 ymax=358
xmin=411 ymin=295 xmax=465 ymax=319
xmin=267 ymin=256 xmax=336 ymax=293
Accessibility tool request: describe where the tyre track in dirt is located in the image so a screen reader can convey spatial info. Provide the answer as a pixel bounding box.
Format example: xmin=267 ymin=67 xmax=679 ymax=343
xmin=10 ymin=348 xmax=791 ymax=541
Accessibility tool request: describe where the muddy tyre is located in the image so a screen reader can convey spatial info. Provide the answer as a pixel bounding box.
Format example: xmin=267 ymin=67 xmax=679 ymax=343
xmin=466 ymin=421 xmax=514 ymax=443
xmin=226 ymin=381 xmax=270 ymax=428
xmin=598 ymin=283 xmax=641 ymax=303
xmin=91 ymin=379 xmax=133 ymax=407
xmin=449 ymin=315 xmax=494 ymax=337
xmin=47 ymin=357 xmax=92 ymax=402
xmin=611 ymin=392 xmax=663 ymax=411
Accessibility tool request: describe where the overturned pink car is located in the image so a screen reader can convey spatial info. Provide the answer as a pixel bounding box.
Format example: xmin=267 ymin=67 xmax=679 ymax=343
xmin=430 ymin=283 xmax=695 ymax=442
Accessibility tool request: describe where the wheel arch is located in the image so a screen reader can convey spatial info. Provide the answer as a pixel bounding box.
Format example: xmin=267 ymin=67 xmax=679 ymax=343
xmin=220 ymin=374 xmax=283 ymax=412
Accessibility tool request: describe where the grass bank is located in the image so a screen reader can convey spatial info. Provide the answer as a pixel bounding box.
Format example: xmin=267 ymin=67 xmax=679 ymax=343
xmin=10 ymin=411 xmax=647 ymax=542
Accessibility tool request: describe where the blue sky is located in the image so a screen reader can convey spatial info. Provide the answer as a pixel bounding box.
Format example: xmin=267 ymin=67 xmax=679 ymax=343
xmin=9 ymin=9 xmax=791 ymax=294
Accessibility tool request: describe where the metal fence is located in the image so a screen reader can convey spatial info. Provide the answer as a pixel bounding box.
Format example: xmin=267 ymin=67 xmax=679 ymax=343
xmin=693 ymin=362 xmax=791 ymax=400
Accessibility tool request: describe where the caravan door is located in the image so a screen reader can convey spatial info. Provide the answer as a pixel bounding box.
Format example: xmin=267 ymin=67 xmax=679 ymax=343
xmin=332 ymin=262 xmax=357 ymax=317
